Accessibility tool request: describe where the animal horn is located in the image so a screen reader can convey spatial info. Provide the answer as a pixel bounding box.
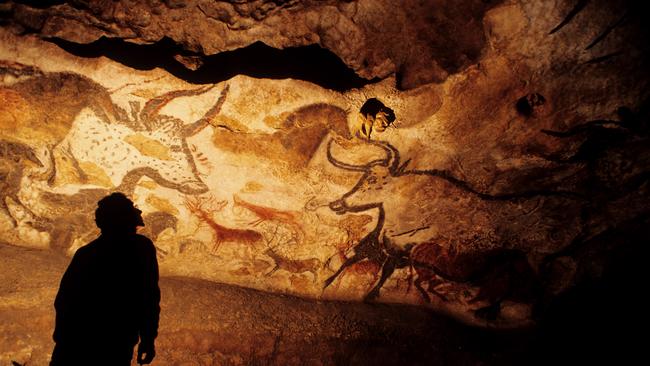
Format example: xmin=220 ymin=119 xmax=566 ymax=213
xmin=326 ymin=139 xmax=369 ymax=172
xmin=367 ymin=139 xmax=399 ymax=171
xmin=182 ymin=84 xmax=230 ymax=137
xmin=141 ymin=84 xmax=217 ymax=121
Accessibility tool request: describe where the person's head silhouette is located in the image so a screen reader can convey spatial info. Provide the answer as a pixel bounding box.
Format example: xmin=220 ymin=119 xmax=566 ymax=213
xmin=95 ymin=192 xmax=144 ymax=234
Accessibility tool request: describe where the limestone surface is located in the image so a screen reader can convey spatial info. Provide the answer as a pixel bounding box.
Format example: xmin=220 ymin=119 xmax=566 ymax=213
xmin=0 ymin=0 xmax=648 ymax=353
xmin=1 ymin=0 xmax=504 ymax=89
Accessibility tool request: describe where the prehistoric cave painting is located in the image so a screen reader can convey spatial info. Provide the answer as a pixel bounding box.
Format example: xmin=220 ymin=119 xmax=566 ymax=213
xmin=188 ymin=143 xmax=214 ymax=171
xmin=211 ymin=103 xmax=351 ymax=170
xmin=25 ymin=170 xmax=177 ymax=252
xmin=539 ymin=106 xmax=649 ymax=196
xmin=325 ymin=258 xmax=381 ymax=295
xmin=0 ymin=60 xmax=42 ymax=79
xmin=36 ymin=188 xmax=108 ymax=251
xmin=0 ymin=63 xmax=117 ymax=157
xmin=407 ymin=239 xmax=541 ymax=320
xmin=0 ymin=62 xmax=229 ymax=231
xmin=60 ymin=82 xmax=229 ymax=194
xmin=323 ymin=138 xmax=585 ymax=317
xmin=185 ymin=195 xmax=264 ymax=253
xmin=35 ymin=189 xmax=174 ymax=254
xmin=263 ymin=241 xmax=321 ymax=283
xmin=141 ymin=211 xmax=179 ymax=242
xmin=324 ymin=214 xmax=374 ymax=268
xmin=233 ymin=194 xmax=304 ymax=243
xmin=0 ymin=140 xmax=42 ymax=226
xmin=550 ymin=0 xmax=631 ymax=63
xmin=322 ymin=219 xmax=411 ymax=301
xmin=534 ymin=105 xmax=650 ymax=265
xmin=0 ymin=65 xmax=117 ymax=226
xmin=548 ymin=0 xmax=591 ymax=35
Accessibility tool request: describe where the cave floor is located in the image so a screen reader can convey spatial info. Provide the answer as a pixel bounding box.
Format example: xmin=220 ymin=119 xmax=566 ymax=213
xmin=0 ymin=242 xmax=638 ymax=366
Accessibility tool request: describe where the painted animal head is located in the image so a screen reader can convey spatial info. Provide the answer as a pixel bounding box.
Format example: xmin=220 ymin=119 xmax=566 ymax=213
xmin=327 ymin=139 xmax=408 ymax=214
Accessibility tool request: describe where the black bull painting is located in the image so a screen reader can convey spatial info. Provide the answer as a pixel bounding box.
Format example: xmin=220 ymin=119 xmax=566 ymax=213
xmin=322 ymin=139 xmax=587 ymax=318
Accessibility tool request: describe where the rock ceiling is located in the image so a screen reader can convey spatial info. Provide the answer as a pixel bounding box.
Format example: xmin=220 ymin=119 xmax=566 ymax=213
xmin=0 ymin=0 xmax=649 ymax=333
xmin=4 ymin=0 xmax=501 ymax=89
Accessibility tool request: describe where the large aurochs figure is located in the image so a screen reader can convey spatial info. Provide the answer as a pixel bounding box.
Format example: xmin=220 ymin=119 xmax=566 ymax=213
xmin=51 ymin=192 xmax=160 ymax=366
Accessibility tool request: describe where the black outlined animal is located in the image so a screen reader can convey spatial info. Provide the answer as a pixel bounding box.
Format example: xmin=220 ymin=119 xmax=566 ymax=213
xmin=1 ymin=63 xmax=229 ymax=227
xmin=59 ymin=83 xmax=229 ymax=194
xmin=324 ymin=138 xmax=582 ymax=306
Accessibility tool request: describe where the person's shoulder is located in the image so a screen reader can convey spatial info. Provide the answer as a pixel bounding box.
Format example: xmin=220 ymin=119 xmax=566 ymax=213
xmin=133 ymin=233 xmax=156 ymax=250
xmin=134 ymin=233 xmax=153 ymax=243
xmin=73 ymin=238 xmax=100 ymax=255
xmin=68 ymin=238 xmax=103 ymax=264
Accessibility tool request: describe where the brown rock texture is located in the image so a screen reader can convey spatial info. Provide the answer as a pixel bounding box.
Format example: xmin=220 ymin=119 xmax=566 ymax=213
xmin=0 ymin=242 xmax=539 ymax=365
xmin=0 ymin=0 xmax=648 ymax=362
xmin=1 ymin=0 xmax=503 ymax=89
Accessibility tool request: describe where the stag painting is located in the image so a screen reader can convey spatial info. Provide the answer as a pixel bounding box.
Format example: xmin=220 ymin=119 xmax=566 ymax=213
xmin=185 ymin=196 xmax=263 ymax=253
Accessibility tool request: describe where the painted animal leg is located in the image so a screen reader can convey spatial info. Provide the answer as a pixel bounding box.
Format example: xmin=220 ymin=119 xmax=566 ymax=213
xmin=266 ymin=264 xmax=280 ymax=276
xmin=0 ymin=197 xmax=16 ymax=226
xmin=3 ymin=193 xmax=47 ymax=230
xmin=366 ymin=268 xmax=381 ymax=296
xmin=427 ymin=279 xmax=450 ymax=302
xmin=365 ymin=259 xmax=396 ymax=301
xmin=323 ymin=251 xmax=365 ymax=289
xmin=414 ymin=278 xmax=432 ymax=303
xmin=330 ymin=269 xmax=348 ymax=293
xmin=365 ymin=239 xmax=410 ymax=301
xmin=309 ymin=268 xmax=319 ymax=284
xmin=249 ymin=218 xmax=265 ymax=226
xmin=212 ymin=238 xmax=223 ymax=253
xmin=405 ymin=264 xmax=415 ymax=294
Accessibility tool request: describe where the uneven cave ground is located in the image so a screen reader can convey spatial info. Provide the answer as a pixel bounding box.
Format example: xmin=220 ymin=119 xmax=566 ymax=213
xmin=0 ymin=242 xmax=644 ymax=366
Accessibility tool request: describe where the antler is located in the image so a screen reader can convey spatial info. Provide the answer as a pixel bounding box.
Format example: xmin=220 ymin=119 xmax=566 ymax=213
xmin=183 ymin=196 xmax=203 ymax=213
xmin=264 ymin=225 xmax=282 ymax=250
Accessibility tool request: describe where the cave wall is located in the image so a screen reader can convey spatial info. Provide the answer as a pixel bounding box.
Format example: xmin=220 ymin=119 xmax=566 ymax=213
xmin=1 ymin=0 xmax=649 ymax=336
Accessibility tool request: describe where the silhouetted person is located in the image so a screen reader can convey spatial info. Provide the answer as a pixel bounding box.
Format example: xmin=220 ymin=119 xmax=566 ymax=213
xmin=51 ymin=192 xmax=160 ymax=366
